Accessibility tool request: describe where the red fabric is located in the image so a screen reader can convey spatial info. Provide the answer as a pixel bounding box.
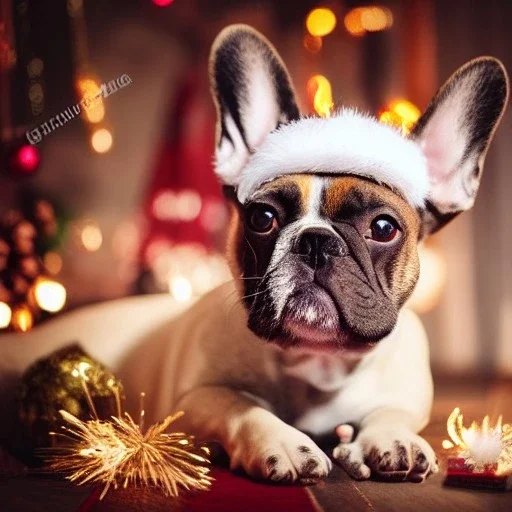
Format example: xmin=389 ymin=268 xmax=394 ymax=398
xmin=78 ymin=469 xmax=319 ymax=512
xmin=183 ymin=468 xmax=319 ymax=512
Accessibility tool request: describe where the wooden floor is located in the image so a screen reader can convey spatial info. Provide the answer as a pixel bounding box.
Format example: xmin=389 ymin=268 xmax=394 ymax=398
xmin=2 ymin=377 xmax=512 ymax=511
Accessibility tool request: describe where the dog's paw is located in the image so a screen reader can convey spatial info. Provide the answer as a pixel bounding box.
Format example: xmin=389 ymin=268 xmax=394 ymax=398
xmin=231 ymin=426 xmax=332 ymax=485
xmin=332 ymin=426 xmax=438 ymax=483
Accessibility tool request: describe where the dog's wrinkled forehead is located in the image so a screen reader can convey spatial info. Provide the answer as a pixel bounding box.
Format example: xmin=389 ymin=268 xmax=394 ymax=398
xmin=252 ymin=174 xmax=417 ymax=225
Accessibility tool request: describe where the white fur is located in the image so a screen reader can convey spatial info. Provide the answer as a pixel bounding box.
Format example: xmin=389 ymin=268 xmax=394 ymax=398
xmin=265 ymin=176 xmax=339 ymax=322
xmin=215 ymin=113 xmax=250 ymax=185
xmin=221 ymin=109 xmax=430 ymax=207
xmin=0 ymin=283 xmax=436 ymax=483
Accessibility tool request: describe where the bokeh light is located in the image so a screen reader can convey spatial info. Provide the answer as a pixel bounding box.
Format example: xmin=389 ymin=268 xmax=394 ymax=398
xmin=152 ymin=189 xmax=202 ymax=222
xmin=80 ymin=221 xmax=103 ymax=252
xmin=303 ymin=34 xmax=323 ymax=54
xmin=169 ymin=275 xmax=193 ymax=302
xmin=307 ymin=75 xmax=334 ymax=118
xmin=379 ymin=99 xmax=421 ymax=135
xmin=34 ymin=278 xmax=67 ymax=313
xmin=91 ymin=128 xmax=113 ymax=154
xmin=77 ymin=78 xmax=105 ymax=123
xmin=27 ymin=58 xmax=44 ymax=78
xmin=306 ymin=8 xmax=337 ymax=37
xmin=175 ymin=190 xmax=202 ymax=221
xmin=10 ymin=145 xmax=40 ymax=175
xmin=344 ymin=6 xmax=393 ymax=36
xmin=152 ymin=0 xmax=174 ymax=6
xmin=0 ymin=302 xmax=12 ymax=328
xmin=43 ymin=251 xmax=63 ymax=275
xmin=408 ymin=244 xmax=447 ymax=314
xmin=11 ymin=305 xmax=33 ymax=332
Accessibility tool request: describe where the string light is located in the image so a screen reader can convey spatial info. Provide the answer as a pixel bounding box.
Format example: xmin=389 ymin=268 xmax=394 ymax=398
xmin=152 ymin=189 xmax=202 ymax=222
xmin=0 ymin=302 xmax=12 ymax=328
xmin=303 ymin=34 xmax=323 ymax=54
xmin=11 ymin=305 xmax=34 ymax=332
xmin=9 ymin=145 xmax=40 ymax=175
xmin=90 ymin=128 xmax=113 ymax=154
xmin=307 ymin=75 xmax=334 ymax=118
xmin=81 ymin=221 xmax=103 ymax=252
xmin=148 ymin=243 xmax=231 ymax=298
xmin=34 ymin=278 xmax=67 ymax=313
xmin=169 ymin=275 xmax=193 ymax=302
xmin=43 ymin=251 xmax=63 ymax=275
xmin=344 ymin=6 xmax=393 ymax=37
xmin=27 ymin=58 xmax=44 ymax=78
xmin=379 ymin=99 xmax=421 ymax=135
xmin=77 ymin=78 xmax=104 ymax=123
xmin=306 ymin=8 xmax=337 ymax=37
xmin=175 ymin=190 xmax=202 ymax=221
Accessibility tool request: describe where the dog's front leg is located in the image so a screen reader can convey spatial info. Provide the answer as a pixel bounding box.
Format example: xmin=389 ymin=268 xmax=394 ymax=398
xmin=333 ymin=408 xmax=438 ymax=482
xmin=175 ymin=386 xmax=332 ymax=484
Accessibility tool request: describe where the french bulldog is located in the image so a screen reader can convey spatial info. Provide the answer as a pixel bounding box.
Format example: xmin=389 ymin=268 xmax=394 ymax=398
xmin=0 ymin=25 xmax=508 ymax=486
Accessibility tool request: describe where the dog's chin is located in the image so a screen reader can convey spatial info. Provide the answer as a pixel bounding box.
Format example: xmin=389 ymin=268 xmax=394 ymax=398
xmin=277 ymin=286 xmax=377 ymax=354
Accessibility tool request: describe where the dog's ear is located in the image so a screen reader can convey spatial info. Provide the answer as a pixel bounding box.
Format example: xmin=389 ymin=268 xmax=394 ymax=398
xmin=210 ymin=24 xmax=300 ymax=189
xmin=410 ymin=57 xmax=509 ymax=235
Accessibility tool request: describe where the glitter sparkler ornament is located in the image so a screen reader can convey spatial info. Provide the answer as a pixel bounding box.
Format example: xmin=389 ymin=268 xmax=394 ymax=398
xmin=27 ymin=346 xmax=213 ymax=499
xmin=47 ymin=407 xmax=212 ymax=499
xmin=443 ymin=407 xmax=512 ymax=491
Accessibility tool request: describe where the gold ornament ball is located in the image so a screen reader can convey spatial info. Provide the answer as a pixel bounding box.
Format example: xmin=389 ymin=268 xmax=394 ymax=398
xmin=17 ymin=344 xmax=123 ymax=455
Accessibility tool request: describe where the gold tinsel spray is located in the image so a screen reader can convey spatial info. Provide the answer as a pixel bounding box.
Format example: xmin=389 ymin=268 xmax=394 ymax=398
xmin=45 ymin=360 xmax=213 ymax=499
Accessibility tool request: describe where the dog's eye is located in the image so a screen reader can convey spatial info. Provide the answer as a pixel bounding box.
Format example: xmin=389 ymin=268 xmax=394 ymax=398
xmin=369 ymin=215 xmax=399 ymax=242
xmin=246 ymin=204 xmax=278 ymax=233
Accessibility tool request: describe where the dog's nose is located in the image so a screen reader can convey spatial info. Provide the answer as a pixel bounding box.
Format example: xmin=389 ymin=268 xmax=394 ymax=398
xmin=293 ymin=228 xmax=346 ymax=269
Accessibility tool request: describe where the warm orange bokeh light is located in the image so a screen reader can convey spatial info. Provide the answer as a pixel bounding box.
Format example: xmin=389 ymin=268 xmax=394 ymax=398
xmin=91 ymin=128 xmax=113 ymax=154
xmin=34 ymin=278 xmax=67 ymax=313
xmin=11 ymin=305 xmax=33 ymax=332
xmin=77 ymin=78 xmax=105 ymax=123
xmin=306 ymin=8 xmax=337 ymax=37
xmin=44 ymin=251 xmax=63 ymax=275
xmin=379 ymin=99 xmax=421 ymax=135
xmin=0 ymin=302 xmax=12 ymax=329
xmin=344 ymin=6 xmax=393 ymax=37
xmin=303 ymin=34 xmax=323 ymax=54
xmin=80 ymin=221 xmax=103 ymax=251
xmin=307 ymin=75 xmax=334 ymax=118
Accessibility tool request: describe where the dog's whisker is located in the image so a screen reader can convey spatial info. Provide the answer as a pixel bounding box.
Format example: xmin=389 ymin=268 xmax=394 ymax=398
xmin=244 ymin=236 xmax=259 ymax=273
xmin=240 ymin=288 xmax=268 ymax=301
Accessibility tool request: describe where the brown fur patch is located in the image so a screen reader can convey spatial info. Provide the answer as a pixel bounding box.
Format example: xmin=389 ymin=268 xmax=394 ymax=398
xmin=260 ymin=174 xmax=312 ymax=215
xmin=323 ymin=176 xmax=421 ymax=305
xmin=323 ymin=176 xmax=416 ymax=222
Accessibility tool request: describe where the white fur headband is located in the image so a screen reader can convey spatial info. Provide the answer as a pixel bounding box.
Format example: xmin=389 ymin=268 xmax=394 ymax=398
xmin=223 ymin=109 xmax=430 ymax=208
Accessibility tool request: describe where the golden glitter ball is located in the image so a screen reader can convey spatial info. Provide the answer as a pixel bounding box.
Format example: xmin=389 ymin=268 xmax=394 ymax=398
xmin=16 ymin=344 xmax=124 ymax=456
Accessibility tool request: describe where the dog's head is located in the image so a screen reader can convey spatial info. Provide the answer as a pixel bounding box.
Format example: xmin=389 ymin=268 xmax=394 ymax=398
xmin=210 ymin=25 xmax=509 ymax=353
